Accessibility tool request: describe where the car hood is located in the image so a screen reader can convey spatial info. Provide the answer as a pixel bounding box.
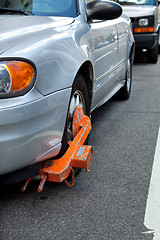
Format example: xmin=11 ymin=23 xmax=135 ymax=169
xmin=0 ymin=15 xmax=74 ymax=55
xmin=122 ymin=5 xmax=156 ymax=18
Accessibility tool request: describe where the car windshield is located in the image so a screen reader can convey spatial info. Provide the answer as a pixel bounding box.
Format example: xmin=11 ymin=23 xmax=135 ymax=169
xmin=113 ymin=0 xmax=157 ymax=5
xmin=0 ymin=0 xmax=77 ymax=17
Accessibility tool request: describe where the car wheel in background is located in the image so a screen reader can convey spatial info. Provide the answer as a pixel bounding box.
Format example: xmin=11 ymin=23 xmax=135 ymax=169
xmin=147 ymin=40 xmax=159 ymax=63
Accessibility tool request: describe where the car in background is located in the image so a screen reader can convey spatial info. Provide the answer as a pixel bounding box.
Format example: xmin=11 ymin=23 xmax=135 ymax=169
xmin=0 ymin=0 xmax=135 ymax=184
xmin=114 ymin=0 xmax=160 ymax=63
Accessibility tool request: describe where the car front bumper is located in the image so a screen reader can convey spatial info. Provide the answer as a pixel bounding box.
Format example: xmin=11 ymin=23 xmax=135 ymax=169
xmin=134 ymin=32 xmax=158 ymax=49
xmin=0 ymin=87 xmax=71 ymax=175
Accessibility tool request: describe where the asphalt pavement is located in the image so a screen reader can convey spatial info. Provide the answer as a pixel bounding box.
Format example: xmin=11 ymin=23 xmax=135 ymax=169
xmin=0 ymin=54 xmax=160 ymax=240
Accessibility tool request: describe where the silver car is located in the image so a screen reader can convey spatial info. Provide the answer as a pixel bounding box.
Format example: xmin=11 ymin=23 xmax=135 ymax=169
xmin=0 ymin=0 xmax=135 ymax=184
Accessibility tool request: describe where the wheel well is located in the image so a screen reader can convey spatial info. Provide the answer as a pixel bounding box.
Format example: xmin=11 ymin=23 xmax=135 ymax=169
xmin=76 ymin=61 xmax=93 ymax=107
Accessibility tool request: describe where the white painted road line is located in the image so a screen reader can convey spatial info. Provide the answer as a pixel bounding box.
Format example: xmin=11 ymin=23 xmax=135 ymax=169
xmin=144 ymin=127 xmax=160 ymax=239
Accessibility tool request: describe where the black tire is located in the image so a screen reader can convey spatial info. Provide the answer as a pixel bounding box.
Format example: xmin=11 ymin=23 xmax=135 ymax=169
xmin=147 ymin=42 xmax=159 ymax=63
xmin=117 ymin=57 xmax=132 ymax=100
xmin=58 ymin=73 xmax=90 ymax=158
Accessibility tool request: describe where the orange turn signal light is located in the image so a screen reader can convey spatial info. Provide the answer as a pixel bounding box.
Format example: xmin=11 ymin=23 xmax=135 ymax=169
xmin=134 ymin=27 xmax=154 ymax=33
xmin=6 ymin=61 xmax=34 ymax=91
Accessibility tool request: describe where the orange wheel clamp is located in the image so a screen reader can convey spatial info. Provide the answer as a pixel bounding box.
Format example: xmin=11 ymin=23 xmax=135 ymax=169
xmin=21 ymin=105 xmax=92 ymax=192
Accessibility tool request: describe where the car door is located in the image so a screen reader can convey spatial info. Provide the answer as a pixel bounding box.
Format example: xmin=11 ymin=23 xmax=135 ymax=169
xmin=90 ymin=18 xmax=119 ymax=109
xmin=116 ymin=16 xmax=130 ymax=63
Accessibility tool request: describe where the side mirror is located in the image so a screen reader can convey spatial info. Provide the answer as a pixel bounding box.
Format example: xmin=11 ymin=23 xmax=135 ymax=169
xmin=86 ymin=0 xmax=122 ymax=22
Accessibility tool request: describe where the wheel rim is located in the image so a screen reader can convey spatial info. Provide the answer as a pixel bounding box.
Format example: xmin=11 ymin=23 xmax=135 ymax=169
xmin=67 ymin=90 xmax=86 ymax=141
xmin=126 ymin=59 xmax=131 ymax=92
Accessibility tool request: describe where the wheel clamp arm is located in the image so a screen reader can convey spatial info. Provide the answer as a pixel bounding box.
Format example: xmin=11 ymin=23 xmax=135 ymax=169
xmin=21 ymin=105 xmax=92 ymax=192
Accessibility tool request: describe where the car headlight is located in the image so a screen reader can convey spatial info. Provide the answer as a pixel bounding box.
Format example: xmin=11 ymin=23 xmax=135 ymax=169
xmin=138 ymin=18 xmax=149 ymax=26
xmin=0 ymin=60 xmax=35 ymax=98
xmin=133 ymin=16 xmax=154 ymax=33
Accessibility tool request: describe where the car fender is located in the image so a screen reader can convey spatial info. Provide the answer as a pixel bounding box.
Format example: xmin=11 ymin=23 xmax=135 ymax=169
xmin=0 ymin=16 xmax=94 ymax=96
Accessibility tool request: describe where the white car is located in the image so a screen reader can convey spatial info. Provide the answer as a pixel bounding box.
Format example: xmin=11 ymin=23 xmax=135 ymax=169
xmin=114 ymin=0 xmax=160 ymax=63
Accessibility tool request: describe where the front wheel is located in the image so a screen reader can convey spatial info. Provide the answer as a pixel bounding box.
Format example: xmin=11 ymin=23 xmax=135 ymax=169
xmin=58 ymin=73 xmax=90 ymax=157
